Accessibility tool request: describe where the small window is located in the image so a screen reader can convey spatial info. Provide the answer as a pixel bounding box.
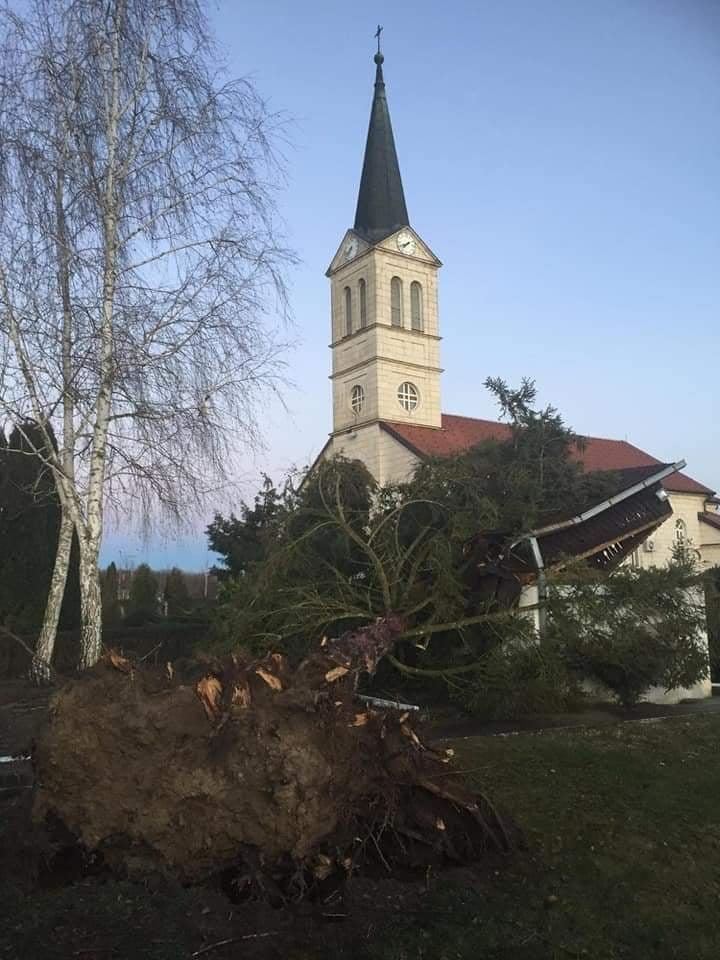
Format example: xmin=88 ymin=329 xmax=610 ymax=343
xmin=350 ymin=384 xmax=365 ymax=414
xmin=391 ymin=276 xmax=403 ymax=327
xmin=359 ymin=278 xmax=367 ymax=328
xmin=675 ymin=519 xmax=687 ymax=543
xmin=344 ymin=286 xmax=352 ymax=336
xmin=397 ymin=381 xmax=419 ymax=412
xmin=410 ymin=281 xmax=423 ymax=331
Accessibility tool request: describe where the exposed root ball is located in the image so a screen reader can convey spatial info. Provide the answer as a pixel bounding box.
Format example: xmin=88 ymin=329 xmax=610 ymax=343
xmin=33 ymin=618 xmax=513 ymax=890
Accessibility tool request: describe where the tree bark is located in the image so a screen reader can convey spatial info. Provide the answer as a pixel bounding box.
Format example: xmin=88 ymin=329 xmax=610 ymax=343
xmin=78 ymin=541 xmax=103 ymax=670
xmin=31 ymin=510 xmax=74 ymax=683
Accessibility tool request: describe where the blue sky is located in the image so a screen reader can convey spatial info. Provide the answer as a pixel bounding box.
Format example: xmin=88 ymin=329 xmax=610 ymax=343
xmin=103 ymin=0 xmax=720 ymax=571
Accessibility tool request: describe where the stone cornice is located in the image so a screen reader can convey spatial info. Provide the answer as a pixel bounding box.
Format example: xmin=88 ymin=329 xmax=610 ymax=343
xmin=330 ymin=321 xmax=441 ymax=349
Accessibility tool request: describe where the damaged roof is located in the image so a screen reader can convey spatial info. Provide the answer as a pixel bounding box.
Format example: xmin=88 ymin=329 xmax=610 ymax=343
xmin=532 ymin=472 xmax=674 ymax=571
xmin=699 ymin=512 xmax=720 ymax=534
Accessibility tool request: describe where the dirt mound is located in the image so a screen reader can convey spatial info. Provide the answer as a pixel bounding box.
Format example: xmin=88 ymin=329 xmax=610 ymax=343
xmin=32 ymin=618 xmax=513 ymax=894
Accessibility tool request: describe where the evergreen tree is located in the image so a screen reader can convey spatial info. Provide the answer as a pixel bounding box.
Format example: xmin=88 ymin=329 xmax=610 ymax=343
xmin=127 ymin=564 xmax=159 ymax=623
xmin=0 ymin=421 xmax=80 ymax=634
xmin=164 ymin=567 xmax=190 ymax=618
xmin=207 ymin=476 xmax=285 ymax=579
xmin=101 ymin=562 xmax=122 ymax=626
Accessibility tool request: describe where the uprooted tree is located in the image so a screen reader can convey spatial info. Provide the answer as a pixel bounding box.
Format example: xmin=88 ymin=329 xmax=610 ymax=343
xmin=0 ymin=0 xmax=293 ymax=679
xmin=209 ymin=378 xmax=709 ymax=712
xmin=33 ymin=617 xmax=514 ymax=892
xmin=31 ymin=378 xmax=709 ymax=888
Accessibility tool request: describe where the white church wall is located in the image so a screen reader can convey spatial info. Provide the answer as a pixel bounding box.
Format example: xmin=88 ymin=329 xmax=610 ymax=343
xmin=634 ymin=491 xmax=710 ymax=570
xmin=330 ymin=423 xmax=384 ymax=481
xmin=377 ymin=430 xmax=421 ymax=485
xmin=328 ymin=428 xmax=420 ymax=487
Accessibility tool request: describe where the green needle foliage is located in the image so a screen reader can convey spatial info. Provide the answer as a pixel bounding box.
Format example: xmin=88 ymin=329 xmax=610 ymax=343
xmin=549 ymin=559 xmax=709 ymax=708
xmin=163 ymin=567 xmax=190 ymax=619
xmin=0 ymin=421 xmax=80 ymax=635
xmin=127 ymin=564 xmax=160 ymax=624
xmin=101 ymin=562 xmax=122 ymax=627
xmin=208 ymin=379 xmax=709 ymax=715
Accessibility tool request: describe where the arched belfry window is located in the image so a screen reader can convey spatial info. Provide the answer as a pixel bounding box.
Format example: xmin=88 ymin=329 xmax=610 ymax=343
xmin=391 ymin=277 xmax=403 ymax=327
xmin=410 ymin=281 xmax=423 ymax=331
xmin=350 ymin=384 xmax=365 ymax=414
xmin=344 ymin=286 xmax=352 ymax=336
xmin=359 ymin=278 xmax=367 ymax=328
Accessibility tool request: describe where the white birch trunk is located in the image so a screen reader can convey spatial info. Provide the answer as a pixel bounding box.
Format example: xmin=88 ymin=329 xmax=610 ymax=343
xmin=76 ymin=3 xmax=123 ymax=670
xmin=31 ymin=510 xmax=74 ymax=682
xmin=78 ymin=540 xmax=103 ymax=669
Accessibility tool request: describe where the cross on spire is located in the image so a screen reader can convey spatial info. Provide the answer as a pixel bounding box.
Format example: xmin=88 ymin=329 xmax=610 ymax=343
xmin=374 ymin=24 xmax=383 ymax=55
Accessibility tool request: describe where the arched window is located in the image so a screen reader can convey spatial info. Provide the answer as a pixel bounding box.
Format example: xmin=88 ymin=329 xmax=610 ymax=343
xmin=397 ymin=381 xmax=419 ymax=412
xmin=359 ymin=278 xmax=367 ymax=328
xmin=675 ymin=519 xmax=687 ymax=543
xmin=390 ymin=277 xmax=403 ymax=327
xmin=410 ymin=281 xmax=423 ymax=331
xmin=350 ymin=384 xmax=365 ymax=414
xmin=344 ymin=286 xmax=352 ymax=336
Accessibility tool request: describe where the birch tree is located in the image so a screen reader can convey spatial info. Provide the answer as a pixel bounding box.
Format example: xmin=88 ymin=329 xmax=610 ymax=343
xmin=0 ymin=0 xmax=293 ymax=677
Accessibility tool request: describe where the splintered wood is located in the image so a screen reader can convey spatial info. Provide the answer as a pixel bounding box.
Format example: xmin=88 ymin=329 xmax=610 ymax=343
xmin=196 ymin=676 xmax=223 ymax=720
xmin=324 ymin=665 xmax=349 ymax=682
xmin=106 ymin=649 xmax=132 ymax=673
xmin=255 ymin=667 xmax=283 ymax=691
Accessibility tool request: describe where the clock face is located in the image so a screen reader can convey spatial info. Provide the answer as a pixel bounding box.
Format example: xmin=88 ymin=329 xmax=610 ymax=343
xmin=344 ymin=237 xmax=359 ymax=261
xmin=396 ymin=230 xmax=416 ymax=255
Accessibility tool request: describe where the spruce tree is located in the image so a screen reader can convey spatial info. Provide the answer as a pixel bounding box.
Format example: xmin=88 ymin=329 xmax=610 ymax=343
xmin=128 ymin=564 xmax=159 ymax=623
xmin=101 ymin=562 xmax=122 ymax=626
xmin=0 ymin=421 xmax=80 ymax=634
xmin=164 ymin=567 xmax=190 ymax=619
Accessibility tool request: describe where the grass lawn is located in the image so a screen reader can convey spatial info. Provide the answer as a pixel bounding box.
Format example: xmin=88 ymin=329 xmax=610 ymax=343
xmin=371 ymin=714 xmax=720 ymax=960
xmin=2 ymin=715 xmax=719 ymax=959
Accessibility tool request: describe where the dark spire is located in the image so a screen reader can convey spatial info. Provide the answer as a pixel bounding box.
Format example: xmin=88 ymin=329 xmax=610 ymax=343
xmin=353 ymin=43 xmax=409 ymax=245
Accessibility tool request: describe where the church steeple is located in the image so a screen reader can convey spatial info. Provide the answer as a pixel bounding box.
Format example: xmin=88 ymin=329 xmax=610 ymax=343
xmin=353 ymin=47 xmax=409 ymax=245
xmin=325 ymin=34 xmax=442 ymax=469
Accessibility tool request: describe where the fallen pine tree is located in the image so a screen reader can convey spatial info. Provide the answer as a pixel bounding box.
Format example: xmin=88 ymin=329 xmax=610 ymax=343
xmin=32 ymin=617 xmax=514 ymax=899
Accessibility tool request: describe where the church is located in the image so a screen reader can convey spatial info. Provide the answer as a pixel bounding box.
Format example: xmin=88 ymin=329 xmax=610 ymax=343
xmin=315 ymin=47 xmax=720 ymax=585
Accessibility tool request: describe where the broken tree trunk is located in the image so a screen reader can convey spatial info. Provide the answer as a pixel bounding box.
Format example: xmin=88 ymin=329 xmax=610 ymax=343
xmin=32 ymin=617 xmax=513 ymax=894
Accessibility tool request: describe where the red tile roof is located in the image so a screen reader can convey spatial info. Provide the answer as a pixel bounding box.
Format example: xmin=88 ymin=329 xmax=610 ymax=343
xmin=380 ymin=414 xmax=714 ymax=496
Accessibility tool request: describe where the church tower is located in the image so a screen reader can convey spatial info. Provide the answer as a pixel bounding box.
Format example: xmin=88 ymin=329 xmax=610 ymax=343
xmin=326 ymin=45 xmax=442 ymax=482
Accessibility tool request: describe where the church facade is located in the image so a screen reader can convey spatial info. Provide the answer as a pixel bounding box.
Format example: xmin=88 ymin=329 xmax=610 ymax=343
xmin=318 ymin=49 xmax=720 ymax=584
